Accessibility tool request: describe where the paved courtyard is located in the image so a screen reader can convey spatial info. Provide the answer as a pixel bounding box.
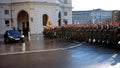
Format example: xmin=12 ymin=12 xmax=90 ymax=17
xmin=0 ymin=35 xmax=120 ymax=68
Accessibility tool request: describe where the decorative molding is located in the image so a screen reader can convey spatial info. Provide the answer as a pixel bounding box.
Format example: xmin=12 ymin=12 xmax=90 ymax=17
xmin=11 ymin=1 xmax=58 ymax=6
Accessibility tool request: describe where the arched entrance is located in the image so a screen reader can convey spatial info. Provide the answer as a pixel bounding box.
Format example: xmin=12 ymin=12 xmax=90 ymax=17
xmin=17 ymin=10 xmax=29 ymax=36
xmin=58 ymin=12 xmax=61 ymax=26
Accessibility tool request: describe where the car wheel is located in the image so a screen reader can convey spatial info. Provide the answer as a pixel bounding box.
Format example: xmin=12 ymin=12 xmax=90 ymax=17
xmin=4 ymin=39 xmax=7 ymax=43
xmin=21 ymin=39 xmax=25 ymax=42
xmin=4 ymin=38 xmax=9 ymax=43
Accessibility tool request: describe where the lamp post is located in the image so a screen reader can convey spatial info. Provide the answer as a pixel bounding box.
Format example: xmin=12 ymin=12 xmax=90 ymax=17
xmin=10 ymin=0 xmax=13 ymax=28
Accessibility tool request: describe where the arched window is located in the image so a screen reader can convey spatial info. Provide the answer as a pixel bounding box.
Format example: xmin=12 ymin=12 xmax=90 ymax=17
xmin=18 ymin=10 xmax=29 ymax=20
xmin=43 ymin=14 xmax=48 ymax=26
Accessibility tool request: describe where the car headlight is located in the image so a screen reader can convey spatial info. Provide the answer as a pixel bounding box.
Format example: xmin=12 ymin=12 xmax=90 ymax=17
xmin=21 ymin=35 xmax=25 ymax=38
xmin=9 ymin=36 xmax=14 ymax=38
xmin=118 ymin=41 xmax=120 ymax=44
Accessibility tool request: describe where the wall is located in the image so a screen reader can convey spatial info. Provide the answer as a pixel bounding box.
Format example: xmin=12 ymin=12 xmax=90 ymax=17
xmin=0 ymin=4 xmax=12 ymax=34
xmin=0 ymin=0 xmax=72 ymax=34
xmin=11 ymin=2 xmax=59 ymax=34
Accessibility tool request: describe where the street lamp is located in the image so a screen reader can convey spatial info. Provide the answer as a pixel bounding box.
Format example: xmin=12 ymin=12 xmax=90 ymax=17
xmin=10 ymin=0 xmax=13 ymax=28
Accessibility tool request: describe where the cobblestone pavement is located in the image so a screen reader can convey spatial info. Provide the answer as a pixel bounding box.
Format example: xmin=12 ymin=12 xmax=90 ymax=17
xmin=0 ymin=35 xmax=79 ymax=55
xmin=0 ymin=35 xmax=120 ymax=68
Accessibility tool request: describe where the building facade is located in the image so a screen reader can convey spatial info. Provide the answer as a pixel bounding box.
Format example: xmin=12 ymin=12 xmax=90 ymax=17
xmin=0 ymin=0 xmax=72 ymax=35
xmin=112 ymin=10 xmax=120 ymax=22
xmin=72 ymin=9 xmax=112 ymax=24
xmin=72 ymin=11 xmax=91 ymax=24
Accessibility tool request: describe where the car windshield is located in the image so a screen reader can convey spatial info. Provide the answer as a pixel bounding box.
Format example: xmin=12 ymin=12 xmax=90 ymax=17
xmin=7 ymin=30 xmax=21 ymax=35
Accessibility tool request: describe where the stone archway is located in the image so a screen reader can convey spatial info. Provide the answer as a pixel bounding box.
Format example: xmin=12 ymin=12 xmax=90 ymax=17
xmin=17 ymin=10 xmax=29 ymax=36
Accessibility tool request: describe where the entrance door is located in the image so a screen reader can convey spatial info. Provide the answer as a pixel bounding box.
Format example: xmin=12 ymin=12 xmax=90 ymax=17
xmin=17 ymin=10 xmax=29 ymax=36
xmin=22 ymin=22 xmax=29 ymax=36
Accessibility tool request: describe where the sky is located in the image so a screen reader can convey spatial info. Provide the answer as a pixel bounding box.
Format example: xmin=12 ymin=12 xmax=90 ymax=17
xmin=72 ymin=0 xmax=120 ymax=11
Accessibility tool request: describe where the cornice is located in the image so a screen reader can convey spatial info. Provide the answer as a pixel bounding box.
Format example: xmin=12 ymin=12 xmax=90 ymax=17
xmin=0 ymin=1 xmax=72 ymax=9
xmin=11 ymin=1 xmax=58 ymax=6
xmin=0 ymin=3 xmax=11 ymax=6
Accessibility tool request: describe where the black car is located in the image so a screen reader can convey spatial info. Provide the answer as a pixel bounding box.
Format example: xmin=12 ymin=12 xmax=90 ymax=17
xmin=4 ymin=30 xmax=25 ymax=43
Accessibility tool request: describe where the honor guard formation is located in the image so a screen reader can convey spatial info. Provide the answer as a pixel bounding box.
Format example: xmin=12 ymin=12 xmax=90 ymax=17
xmin=43 ymin=22 xmax=120 ymax=46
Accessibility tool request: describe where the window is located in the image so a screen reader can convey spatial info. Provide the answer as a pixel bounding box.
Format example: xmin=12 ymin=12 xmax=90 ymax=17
xmin=43 ymin=14 xmax=48 ymax=26
xmin=64 ymin=0 xmax=68 ymax=3
xmin=64 ymin=12 xmax=68 ymax=16
xmin=4 ymin=10 xmax=9 ymax=15
xmin=5 ymin=20 xmax=10 ymax=26
xmin=21 ymin=11 xmax=28 ymax=17
xmin=64 ymin=19 xmax=68 ymax=25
